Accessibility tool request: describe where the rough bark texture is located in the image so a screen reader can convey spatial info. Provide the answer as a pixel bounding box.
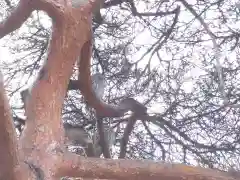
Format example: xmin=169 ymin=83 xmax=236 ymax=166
xmin=0 ymin=0 xmax=238 ymax=179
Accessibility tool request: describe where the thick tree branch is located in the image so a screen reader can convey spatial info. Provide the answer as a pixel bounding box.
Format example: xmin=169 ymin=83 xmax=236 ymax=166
xmin=78 ymin=40 xmax=122 ymax=117
xmin=78 ymin=38 xmax=146 ymax=118
xmin=17 ymin=0 xmax=98 ymax=158
xmin=56 ymin=152 xmax=235 ymax=180
xmin=77 ymin=48 xmax=148 ymax=117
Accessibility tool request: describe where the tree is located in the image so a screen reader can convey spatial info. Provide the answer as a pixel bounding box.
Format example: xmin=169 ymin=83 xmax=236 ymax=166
xmin=0 ymin=0 xmax=239 ymax=179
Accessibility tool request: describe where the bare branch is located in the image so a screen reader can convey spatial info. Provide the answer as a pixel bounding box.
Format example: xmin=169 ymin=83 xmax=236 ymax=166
xmin=119 ymin=115 xmax=137 ymax=158
xmin=179 ymin=0 xmax=226 ymax=103
xmin=96 ymin=116 xmax=111 ymax=158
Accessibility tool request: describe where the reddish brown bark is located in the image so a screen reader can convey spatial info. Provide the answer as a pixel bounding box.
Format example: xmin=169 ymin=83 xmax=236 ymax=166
xmin=0 ymin=0 xmax=238 ymax=179
xmin=56 ymin=152 xmax=236 ymax=180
